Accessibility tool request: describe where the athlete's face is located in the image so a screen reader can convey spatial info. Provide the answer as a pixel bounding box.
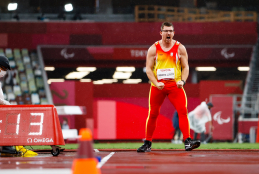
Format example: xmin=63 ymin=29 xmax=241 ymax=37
xmin=0 ymin=66 xmax=7 ymax=78
xmin=160 ymin=26 xmax=175 ymax=44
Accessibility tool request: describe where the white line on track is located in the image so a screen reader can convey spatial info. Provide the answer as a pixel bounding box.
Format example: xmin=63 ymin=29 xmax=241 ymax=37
xmin=0 ymin=169 xmax=71 ymax=174
xmin=1 ymin=151 xmax=114 ymax=173
xmin=94 ymin=149 xmax=100 ymax=152
xmin=97 ymin=152 xmax=115 ymax=168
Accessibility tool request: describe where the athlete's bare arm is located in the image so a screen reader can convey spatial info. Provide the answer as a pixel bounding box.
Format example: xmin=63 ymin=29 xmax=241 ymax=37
xmin=146 ymin=44 xmax=165 ymax=90
xmin=176 ymin=44 xmax=189 ymax=88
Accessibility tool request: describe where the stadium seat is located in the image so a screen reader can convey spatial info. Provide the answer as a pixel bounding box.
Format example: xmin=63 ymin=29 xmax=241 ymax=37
xmin=7 ymin=93 xmax=15 ymax=101
xmin=0 ymin=49 xmax=4 ymax=56
xmin=13 ymin=85 xmax=22 ymax=96
xmin=5 ymin=48 xmax=13 ymax=58
xmin=15 ymin=96 xmax=24 ymax=105
xmin=31 ymin=93 xmax=40 ymax=104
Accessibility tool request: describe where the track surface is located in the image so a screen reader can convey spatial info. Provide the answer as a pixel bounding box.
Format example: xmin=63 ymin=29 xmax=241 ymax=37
xmin=0 ymin=150 xmax=259 ymax=174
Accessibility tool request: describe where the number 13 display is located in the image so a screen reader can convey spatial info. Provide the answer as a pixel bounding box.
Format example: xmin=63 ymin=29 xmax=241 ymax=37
xmin=0 ymin=105 xmax=64 ymax=146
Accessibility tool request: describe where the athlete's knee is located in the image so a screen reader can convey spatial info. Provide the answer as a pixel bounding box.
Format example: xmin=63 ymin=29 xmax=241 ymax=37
xmin=149 ymin=106 xmax=161 ymax=117
xmin=149 ymin=112 xmax=159 ymax=119
xmin=177 ymin=107 xmax=188 ymax=117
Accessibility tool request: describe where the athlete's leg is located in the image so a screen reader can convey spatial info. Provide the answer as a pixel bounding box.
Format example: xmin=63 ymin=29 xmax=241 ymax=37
xmin=200 ymin=131 xmax=205 ymax=142
xmin=145 ymin=85 xmax=166 ymax=141
xmin=194 ymin=132 xmax=198 ymax=140
xmin=167 ymin=87 xmax=190 ymax=141
xmin=177 ymin=128 xmax=181 ymax=140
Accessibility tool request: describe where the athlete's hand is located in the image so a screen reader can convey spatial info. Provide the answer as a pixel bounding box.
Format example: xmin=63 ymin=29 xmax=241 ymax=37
xmin=155 ymin=82 xmax=165 ymax=90
xmin=177 ymin=81 xmax=184 ymax=88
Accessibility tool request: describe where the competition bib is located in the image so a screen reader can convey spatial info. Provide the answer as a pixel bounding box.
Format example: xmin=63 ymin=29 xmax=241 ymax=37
xmin=157 ymin=68 xmax=175 ymax=80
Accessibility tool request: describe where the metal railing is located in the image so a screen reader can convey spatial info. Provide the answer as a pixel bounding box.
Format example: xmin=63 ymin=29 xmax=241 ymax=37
xmin=135 ymin=5 xmax=257 ymax=22
xmin=238 ymin=38 xmax=259 ymax=118
xmin=235 ymin=94 xmax=259 ymax=118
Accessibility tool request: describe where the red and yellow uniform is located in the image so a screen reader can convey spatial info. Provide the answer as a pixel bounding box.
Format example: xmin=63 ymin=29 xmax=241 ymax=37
xmin=145 ymin=41 xmax=190 ymax=141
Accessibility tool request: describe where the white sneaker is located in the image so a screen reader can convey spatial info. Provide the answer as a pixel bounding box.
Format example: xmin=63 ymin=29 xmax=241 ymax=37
xmin=177 ymin=140 xmax=182 ymax=144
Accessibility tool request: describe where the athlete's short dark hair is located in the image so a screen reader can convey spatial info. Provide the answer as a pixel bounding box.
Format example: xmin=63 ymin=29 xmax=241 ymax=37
xmin=161 ymin=22 xmax=174 ymax=31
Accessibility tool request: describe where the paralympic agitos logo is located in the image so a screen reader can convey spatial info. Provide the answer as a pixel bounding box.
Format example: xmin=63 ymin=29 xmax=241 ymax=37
xmin=213 ymin=111 xmax=230 ymax=125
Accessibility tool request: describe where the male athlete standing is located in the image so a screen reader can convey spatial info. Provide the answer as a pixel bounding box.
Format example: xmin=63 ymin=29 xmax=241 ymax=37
xmin=137 ymin=22 xmax=200 ymax=152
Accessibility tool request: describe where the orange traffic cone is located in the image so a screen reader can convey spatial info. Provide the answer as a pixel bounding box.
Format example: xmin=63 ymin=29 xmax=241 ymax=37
xmin=72 ymin=128 xmax=101 ymax=174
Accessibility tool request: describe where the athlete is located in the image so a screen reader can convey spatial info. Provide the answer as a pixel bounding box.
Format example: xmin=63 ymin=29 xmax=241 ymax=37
xmin=137 ymin=22 xmax=200 ymax=152
xmin=0 ymin=55 xmax=37 ymax=156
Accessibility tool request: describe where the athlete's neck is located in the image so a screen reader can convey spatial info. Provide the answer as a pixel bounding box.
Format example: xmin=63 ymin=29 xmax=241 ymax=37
xmin=160 ymin=40 xmax=176 ymax=51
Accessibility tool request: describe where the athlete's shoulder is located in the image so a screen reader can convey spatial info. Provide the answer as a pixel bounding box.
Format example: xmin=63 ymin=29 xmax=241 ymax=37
xmin=149 ymin=43 xmax=156 ymax=49
xmin=154 ymin=41 xmax=161 ymax=49
xmin=177 ymin=42 xmax=187 ymax=58
xmin=155 ymin=40 xmax=161 ymax=45
xmin=148 ymin=43 xmax=157 ymax=55
xmin=178 ymin=42 xmax=187 ymax=52
xmin=149 ymin=40 xmax=161 ymax=53
xmin=151 ymin=40 xmax=161 ymax=49
xmin=175 ymin=41 xmax=181 ymax=45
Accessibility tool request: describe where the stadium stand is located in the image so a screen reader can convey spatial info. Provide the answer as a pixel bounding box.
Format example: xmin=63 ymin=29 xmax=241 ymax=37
xmin=0 ymin=48 xmax=49 ymax=105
